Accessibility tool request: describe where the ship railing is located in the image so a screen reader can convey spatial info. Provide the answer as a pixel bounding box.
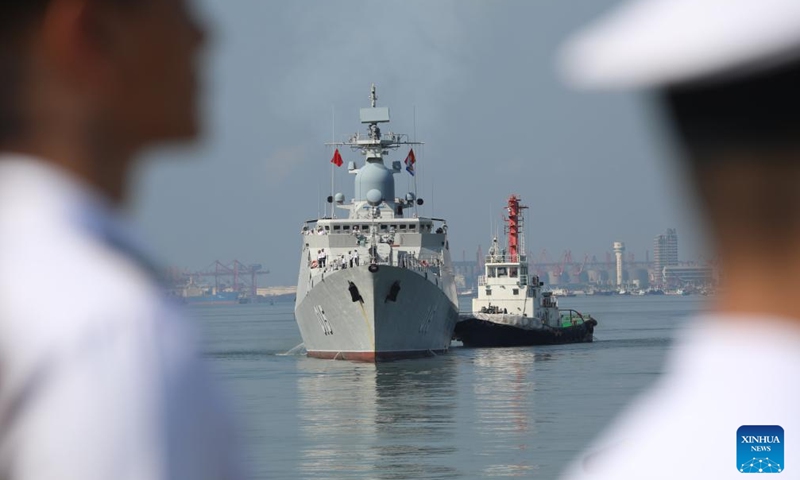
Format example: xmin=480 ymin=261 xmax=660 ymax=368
xmin=303 ymin=227 xmax=445 ymax=236
xmin=344 ymin=132 xmax=409 ymax=144
xmin=304 ymin=229 xmax=439 ymax=239
xmin=309 ymin=251 xmax=443 ymax=276
xmin=558 ymin=309 xmax=586 ymax=327
xmin=301 ymin=217 xmax=449 ymax=236
xmin=392 ymin=254 xmax=443 ymax=277
xmin=484 ymin=254 xmax=527 ymax=264
xmin=478 ymin=274 xmax=529 ymax=287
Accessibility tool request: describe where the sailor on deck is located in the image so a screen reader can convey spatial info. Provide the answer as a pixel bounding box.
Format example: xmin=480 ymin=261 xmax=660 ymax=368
xmin=558 ymin=0 xmax=800 ymax=478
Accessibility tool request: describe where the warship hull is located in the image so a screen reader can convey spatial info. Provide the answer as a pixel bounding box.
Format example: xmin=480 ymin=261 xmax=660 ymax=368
xmin=295 ymin=265 xmax=459 ymax=361
xmin=453 ymin=317 xmax=597 ymax=348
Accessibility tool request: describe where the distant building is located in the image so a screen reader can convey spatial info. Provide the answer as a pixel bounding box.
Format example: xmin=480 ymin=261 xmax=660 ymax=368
xmin=663 ymin=266 xmax=713 ymax=287
xmin=453 ymin=260 xmax=480 ymax=290
xmin=653 ymin=228 xmax=679 ymax=284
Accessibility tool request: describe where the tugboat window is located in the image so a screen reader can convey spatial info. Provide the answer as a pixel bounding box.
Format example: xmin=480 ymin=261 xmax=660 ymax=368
xmin=488 ymin=267 xmax=497 ymax=278
xmin=513 ymin=288 xmax=519 ymax=295
xmin=510 ymin=268 xmax=518 ymax=278
xmin=498 ymin=267 xmax=507 ymax=277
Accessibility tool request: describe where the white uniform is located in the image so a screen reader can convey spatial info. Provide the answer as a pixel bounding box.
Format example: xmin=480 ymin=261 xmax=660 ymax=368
xmin=0 ymin=155 xmax=244 ymax=480
xmin=560 ymin=0 xmax=800 ymax=88
xmin=559 ymin=316 xmax=800 ymax=479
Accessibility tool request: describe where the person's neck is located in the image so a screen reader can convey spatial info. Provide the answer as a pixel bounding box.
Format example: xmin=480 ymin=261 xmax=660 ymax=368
xmin=712 ymin=250 xmax=800 ymax=327
xmin=2 ymin=129 xmax=135 ymax=205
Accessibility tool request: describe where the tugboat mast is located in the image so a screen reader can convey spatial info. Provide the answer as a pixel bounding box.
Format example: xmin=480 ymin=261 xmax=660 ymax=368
xmin=506 ymin=195 xmax=528 ymax=262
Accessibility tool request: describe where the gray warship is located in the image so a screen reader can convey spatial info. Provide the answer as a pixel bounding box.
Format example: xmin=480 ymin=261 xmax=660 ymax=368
xmin=294 ymin=86 xmax=459 ymax=361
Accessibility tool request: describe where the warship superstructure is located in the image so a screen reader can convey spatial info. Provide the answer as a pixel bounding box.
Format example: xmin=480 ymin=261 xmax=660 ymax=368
xmin=454 ymin=195 xmax=597 ymax=348
xmin=294 ymin=86 xmax=459 ymax=361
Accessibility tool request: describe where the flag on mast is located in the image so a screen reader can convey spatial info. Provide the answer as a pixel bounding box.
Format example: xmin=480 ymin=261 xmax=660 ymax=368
xmin=330 ymin=148 xmax=343 ymax=167
xmin=404 ymin=148 xmax=416 ymax=176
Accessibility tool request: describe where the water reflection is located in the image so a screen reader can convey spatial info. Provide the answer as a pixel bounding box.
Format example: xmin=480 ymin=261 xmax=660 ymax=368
xmin=197 ymin=299 xmax=693 ymax=479
xmin=296 ymin=357 xmax=460 ymax=479
xmin=471 ymin=348 xmax=547 ymax=477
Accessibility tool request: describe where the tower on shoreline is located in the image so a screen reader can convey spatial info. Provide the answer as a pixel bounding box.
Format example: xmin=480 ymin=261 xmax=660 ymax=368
xmin=613 ymin=242 xmax=625 ymax=286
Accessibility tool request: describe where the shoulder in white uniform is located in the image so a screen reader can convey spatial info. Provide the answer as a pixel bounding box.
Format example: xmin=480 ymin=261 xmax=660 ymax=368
xmin=559 ymin=317 xmax=800 ymax=480
xmin=0 ymin=156 xmax=244 ymax=480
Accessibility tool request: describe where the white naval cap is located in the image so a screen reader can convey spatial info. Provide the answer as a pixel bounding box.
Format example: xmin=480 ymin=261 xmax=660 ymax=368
xmin=560 ymin=0 xmax=800 ymax=88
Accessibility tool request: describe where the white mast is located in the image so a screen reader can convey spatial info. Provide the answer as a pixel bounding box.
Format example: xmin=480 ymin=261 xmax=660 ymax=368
xmin=330 ymin=105 xmax=335 ymax=218
xmin=326 ymin=84 xmax=424 ymax=219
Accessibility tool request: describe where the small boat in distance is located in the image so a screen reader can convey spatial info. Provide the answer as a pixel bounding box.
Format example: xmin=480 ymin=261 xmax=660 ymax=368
xmin=453 ymin=195 xmax=597 ymax=348
xmin=551 ymin=288 xmax=577 ymax=297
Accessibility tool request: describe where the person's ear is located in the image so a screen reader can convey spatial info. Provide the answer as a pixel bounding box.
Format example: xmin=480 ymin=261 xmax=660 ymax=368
xmin=40 ymin=0 xmax=121 ymax=95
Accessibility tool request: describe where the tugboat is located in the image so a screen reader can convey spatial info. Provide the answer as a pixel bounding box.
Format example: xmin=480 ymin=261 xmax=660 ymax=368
xmin=293 ymin=85 xmax=459 ymax=361
xmin=453 ymin=195 xmax=597 ymax=348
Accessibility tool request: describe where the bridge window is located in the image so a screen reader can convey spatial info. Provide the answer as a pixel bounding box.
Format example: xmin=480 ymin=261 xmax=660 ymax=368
xmin=510 ymin=268 xmax=518 ymax=278
xmin=333 ymin=226 xmax=341 ymax=231
xmin=400 ymin=224 xmax=407 ymax=230
xmin=343 ymin=225 xmax=350 ymax=231
xmin=497 ymin=267 xmax=507 ymax=277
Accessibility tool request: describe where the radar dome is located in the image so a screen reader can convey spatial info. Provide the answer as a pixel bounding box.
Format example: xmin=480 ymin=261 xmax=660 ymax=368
xmin=334 ymin=193 xmax=345 ymax=204
xmin=355 ymin=159 xmax=396 ymax=208
xmin=366 ymin=189 xmax=383 ymax=206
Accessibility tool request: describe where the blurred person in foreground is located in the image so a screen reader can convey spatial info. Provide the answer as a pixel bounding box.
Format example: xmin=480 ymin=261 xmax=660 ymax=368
xmin=557 ymin=0 xmax=799 ymax=478
xmin=0 ymin=0 xmax=243 ymax=479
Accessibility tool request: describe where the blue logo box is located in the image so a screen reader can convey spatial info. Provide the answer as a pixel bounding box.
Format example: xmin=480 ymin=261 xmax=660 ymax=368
xmin=738 ymin=425 xmax=784 ymax=474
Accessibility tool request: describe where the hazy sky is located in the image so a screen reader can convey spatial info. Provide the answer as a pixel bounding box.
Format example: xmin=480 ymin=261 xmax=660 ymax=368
xmin=131 ymin=0 xmax=707 ymax=286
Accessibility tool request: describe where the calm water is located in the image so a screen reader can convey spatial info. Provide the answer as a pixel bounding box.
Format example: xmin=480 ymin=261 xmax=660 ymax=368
xmin=193 ymin=295 xmax=704 ymax=479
